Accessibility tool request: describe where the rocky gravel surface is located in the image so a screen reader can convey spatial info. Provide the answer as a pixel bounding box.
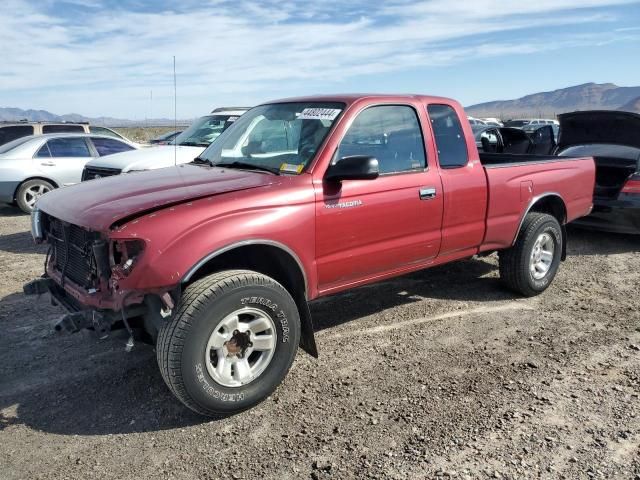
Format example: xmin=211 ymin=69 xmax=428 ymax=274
xmin=0 ymin=204 xmax=638 ymax=479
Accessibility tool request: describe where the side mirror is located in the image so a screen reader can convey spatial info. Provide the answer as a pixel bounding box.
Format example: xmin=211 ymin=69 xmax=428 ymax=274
xmin=325 ymin=155 xmax=379 ymax=182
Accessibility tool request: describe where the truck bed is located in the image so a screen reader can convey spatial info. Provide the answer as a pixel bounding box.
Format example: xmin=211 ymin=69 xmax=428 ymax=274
xmin=479 ymin=154 xmax=595 ymax=252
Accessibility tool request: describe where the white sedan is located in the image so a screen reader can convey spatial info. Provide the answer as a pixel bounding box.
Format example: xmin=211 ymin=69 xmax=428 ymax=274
xmin=0 ymin=133 xmax=138 ymax=213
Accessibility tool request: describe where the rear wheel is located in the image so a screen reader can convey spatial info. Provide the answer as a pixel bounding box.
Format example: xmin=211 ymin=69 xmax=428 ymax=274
xmin=16 ymin=179 xmax=54 ymax=213
xmin=157 ymin=270 xmax=300 ymax=416
xmin=499 ymin=212 xmax=563 ymax=296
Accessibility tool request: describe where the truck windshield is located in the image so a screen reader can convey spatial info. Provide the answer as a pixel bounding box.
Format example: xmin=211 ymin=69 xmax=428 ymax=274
xmin=173 ymin=115 xmax=239 ymax=147
xmin=196 ymin=102 xmax=344 ymax=174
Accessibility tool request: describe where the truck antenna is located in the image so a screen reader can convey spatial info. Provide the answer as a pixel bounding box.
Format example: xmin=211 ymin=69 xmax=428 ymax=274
xmin=173 ymin=55 xmax=177 ymax=166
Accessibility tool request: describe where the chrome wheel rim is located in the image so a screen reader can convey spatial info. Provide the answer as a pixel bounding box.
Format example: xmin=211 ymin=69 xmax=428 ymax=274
xmin=530 ymin=232 xmax=555 ymax=280
xmin=205 ymin=307 xmax=277 ymax=388
xmin=24 ymin=184 xmax=51 ymax=209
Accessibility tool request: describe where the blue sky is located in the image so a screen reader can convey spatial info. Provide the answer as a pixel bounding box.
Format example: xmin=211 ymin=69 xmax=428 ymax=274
xmin=1 ymin=0 xmax=639 ymax=119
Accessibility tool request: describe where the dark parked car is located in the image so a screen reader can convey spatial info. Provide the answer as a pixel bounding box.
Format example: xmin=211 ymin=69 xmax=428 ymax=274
xmin=522 ymin=122 xmax=559 ymax=142
xmin=556 ymin=111 xmax=640 ymax=234
xmin=149 ymin=130 xmax=182 ymax=145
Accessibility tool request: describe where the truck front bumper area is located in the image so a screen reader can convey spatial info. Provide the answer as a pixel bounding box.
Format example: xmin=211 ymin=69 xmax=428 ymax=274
xmin=23 ymin=276 xmax=155 ymax=337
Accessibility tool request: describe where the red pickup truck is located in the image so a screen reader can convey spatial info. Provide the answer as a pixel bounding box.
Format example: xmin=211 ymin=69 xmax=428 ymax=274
xmin=25 ymin=94 xmax=595 ymax=416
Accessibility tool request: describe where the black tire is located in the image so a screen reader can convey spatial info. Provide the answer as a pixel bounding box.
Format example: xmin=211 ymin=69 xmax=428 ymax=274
xmin=157 ymin=270 xmax=301 ymax=417
xmin=499 ymin=212 xmax=563 ymax=297
xmin=16 ymin=179 xmax=54 ymax=214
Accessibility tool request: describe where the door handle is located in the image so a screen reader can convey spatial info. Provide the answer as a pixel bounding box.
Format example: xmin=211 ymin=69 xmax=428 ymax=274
xmin=40 ymin=161 xmax=56 ymax=166
xmin=419 ymin=187 xmax=437 ymax=200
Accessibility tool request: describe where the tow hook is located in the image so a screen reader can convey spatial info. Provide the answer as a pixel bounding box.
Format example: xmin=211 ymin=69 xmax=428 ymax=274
xmin=54 ymin=312 xmax=88 ymax=333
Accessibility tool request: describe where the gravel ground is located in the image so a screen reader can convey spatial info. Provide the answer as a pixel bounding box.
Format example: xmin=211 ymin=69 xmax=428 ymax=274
xmin=0 ymin=204 xmax=638 ymax=480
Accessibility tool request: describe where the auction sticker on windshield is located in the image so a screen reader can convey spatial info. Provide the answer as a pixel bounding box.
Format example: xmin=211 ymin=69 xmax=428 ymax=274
xmin=280 ymin=163 xmax=304 ymax=174
xmin=298 ymin=108 xmax=342 ymax=121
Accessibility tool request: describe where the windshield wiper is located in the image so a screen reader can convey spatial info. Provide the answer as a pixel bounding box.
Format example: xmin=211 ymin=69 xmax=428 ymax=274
xmin=215 ymin=161 xmax=280 ymax=175
xmin=180 ymin=141 xmax=210 ymax=147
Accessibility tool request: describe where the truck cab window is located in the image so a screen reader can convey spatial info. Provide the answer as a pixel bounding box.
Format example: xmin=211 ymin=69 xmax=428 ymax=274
xmin=427 ymin=104 xmax=468 ymax=168
xmin=337 ymin=105 xmax=426 ymax=174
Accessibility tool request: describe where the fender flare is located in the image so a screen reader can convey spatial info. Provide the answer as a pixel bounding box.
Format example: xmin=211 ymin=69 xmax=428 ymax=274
xmin=181 ymin=239 xmax=318 ymax=358
xmin=512 ymin=192 xmax=567 ymax=246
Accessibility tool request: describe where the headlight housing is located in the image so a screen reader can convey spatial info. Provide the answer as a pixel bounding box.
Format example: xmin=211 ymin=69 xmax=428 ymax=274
xmin=111 ymin=239 xmax=145 ymax=277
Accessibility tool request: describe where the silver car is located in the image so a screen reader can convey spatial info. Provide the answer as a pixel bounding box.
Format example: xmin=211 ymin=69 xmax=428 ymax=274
xmin=0 ymin=133 xmax=137 ymax=213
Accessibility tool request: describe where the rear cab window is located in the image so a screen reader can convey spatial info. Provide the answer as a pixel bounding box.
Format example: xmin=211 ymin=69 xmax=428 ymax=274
xmin=0 ymin=125 xmax=34 ymax=146
xmin=427 ymin=104 xmax=469 ymax=168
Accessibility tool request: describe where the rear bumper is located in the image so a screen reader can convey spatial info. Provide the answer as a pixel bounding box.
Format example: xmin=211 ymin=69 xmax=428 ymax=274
xmin=0 ymin=181 xmax=19 ymax=203
xmin=572 ymin=196 xmax=640 ymax=234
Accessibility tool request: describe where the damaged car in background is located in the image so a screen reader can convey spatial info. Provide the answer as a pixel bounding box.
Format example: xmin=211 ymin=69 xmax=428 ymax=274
xmin=557 ymin=110 xmax=640 ymax=234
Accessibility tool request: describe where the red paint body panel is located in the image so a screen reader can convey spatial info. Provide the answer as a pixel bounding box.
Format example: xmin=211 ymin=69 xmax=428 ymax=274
xmin=481 ymin=159 xmax=595 ymax=251
xmin=35 ymin=94 xmax=595 ymax=309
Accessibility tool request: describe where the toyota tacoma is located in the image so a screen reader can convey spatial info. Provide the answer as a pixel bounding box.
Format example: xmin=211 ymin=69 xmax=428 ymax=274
xmin=25 ymin=94 xmax=595 ymax=416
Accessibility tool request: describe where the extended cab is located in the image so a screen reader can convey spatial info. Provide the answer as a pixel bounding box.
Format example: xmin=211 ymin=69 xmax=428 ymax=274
xmin=25 ymin=95 xmax=595 ymax=416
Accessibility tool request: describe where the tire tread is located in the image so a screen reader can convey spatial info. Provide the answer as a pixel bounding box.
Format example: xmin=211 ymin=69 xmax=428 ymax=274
xmin=157 ymin=270 xmax=296 ymax=416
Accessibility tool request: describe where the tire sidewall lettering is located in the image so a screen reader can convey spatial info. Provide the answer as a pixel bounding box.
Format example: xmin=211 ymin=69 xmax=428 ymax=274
xmin=195 ymin=363 xmax=245 ymax=402
xmin=241 ymin=296 xmax=290 ymax=343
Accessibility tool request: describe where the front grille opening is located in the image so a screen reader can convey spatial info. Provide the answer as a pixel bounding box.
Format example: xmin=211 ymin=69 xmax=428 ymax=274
xmin=44 ymin=215 xmax=103 ymax=289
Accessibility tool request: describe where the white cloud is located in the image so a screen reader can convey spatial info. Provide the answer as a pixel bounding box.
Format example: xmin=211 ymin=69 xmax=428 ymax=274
xmin=0 ymin=0 xmax=638 ymax=117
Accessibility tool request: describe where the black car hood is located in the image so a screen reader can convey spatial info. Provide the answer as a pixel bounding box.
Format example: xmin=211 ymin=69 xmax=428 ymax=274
xmin=558 ymin=110 xmax=640 ymax=151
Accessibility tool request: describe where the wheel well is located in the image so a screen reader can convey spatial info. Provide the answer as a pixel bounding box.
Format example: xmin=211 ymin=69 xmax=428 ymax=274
xmin=14 ymin=177 xmax=59 ymax=200
xmin=183 ymin=244 xmax=318 ymax=357
xmin=529 ymin=195 xmax=567 ymax=225
xmin=184 ymin=244 xmax=307 ymax=300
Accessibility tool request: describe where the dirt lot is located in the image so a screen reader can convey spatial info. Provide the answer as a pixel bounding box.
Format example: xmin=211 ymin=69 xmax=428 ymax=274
xmin=0 ymin=204 xmax=638 ymax=479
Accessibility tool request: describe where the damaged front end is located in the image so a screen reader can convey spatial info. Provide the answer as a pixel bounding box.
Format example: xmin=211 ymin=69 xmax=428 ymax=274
xmin=24 ymin=208 xmax=175 ymax=343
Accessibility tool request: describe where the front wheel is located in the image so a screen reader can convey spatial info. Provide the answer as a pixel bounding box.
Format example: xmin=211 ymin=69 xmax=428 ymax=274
xmin=499 ymin=212 xmax=563 ymax=296
xmin=157 ymin=270 xmax=300 ymax=416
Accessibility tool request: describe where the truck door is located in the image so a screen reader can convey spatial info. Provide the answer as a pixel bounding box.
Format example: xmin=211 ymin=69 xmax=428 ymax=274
xmin=315 ymin=104 xmax=443 ymax=293
xmin=426 ymin=104 xmax=488 ymax=256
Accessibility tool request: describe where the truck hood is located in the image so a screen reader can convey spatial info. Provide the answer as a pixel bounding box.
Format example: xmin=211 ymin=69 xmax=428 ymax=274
xmin=84 ymin=145 xmax=205 ymax=172
xmin=558 ymin=111 xmax=640 ymax=151
xmin=37 ymin=164 xmax=279 ymax=231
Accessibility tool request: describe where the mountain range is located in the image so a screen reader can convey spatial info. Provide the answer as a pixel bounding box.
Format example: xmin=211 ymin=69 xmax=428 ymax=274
xmin=3 ymin=83 xmax=640 ymax=124
xmin=0 ymin=107 xmax=188 ymax=127
xmin=466 ymin=83 xmax=640 ymax=118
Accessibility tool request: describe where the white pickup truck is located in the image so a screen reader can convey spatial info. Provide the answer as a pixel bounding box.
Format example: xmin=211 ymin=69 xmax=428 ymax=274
xmin=81 ymin=107 xmax=248 ymax=180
